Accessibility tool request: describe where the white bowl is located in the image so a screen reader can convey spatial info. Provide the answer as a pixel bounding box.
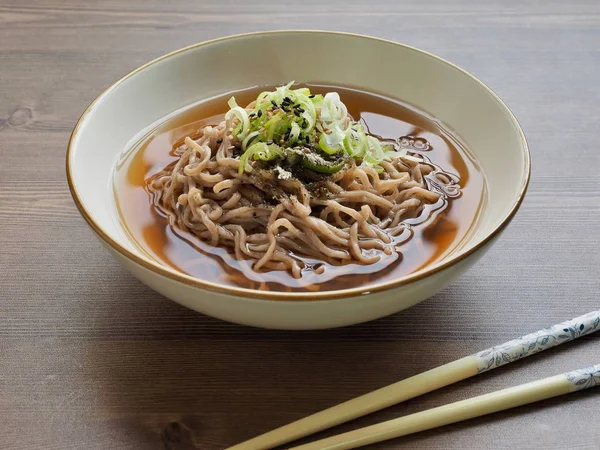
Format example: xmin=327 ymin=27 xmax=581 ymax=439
xmin=67 ymin=31 xmax=529 ymax=330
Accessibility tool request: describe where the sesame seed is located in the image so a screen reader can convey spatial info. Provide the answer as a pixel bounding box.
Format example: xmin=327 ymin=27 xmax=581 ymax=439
xmin=309 ymin=94 xmax=315 ymax=98
xmin=216 ymin=138 xmax=223 ymax=144
xmin=257 ymin=110 xmax=263 ymax=117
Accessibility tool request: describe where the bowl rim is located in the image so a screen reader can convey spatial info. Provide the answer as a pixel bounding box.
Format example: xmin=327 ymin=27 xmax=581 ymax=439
xmin=67 ymin=29 xmax=530 ymax=301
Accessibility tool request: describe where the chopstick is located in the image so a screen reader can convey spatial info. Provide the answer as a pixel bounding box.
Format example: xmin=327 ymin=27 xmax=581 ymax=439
xmin=227 ymin=310 xmax=599 ymax=450
xmin=290 ymin=363 xmax=600 ymax=450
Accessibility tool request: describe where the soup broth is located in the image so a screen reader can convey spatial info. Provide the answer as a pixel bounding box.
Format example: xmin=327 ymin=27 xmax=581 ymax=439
xmin=114 ymin=84 xmax=486 ymax=292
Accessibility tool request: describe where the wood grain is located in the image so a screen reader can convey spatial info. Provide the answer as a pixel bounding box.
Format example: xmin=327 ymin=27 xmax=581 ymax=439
xmin=1 ymin=1 xmax=600 ymax=449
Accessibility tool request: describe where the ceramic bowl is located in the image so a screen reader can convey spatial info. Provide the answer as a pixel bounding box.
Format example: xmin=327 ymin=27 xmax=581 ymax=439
xmin=67 ymin=31 xmax=529 ymax=330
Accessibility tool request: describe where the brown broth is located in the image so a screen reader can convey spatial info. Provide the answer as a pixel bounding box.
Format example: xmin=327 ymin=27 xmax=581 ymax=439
xmin=113 ymin=84 xmax=486 ymax=292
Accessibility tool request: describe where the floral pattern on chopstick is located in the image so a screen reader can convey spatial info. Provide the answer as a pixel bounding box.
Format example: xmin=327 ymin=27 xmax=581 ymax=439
xmin=473 ymin=310 xmax=600 ymax=373
xmin=565 ymin=364 xmax=600 ymax=391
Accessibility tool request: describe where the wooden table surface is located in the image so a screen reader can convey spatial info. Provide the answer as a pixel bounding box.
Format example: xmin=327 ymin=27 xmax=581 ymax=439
xmin=2 ymin=1 xmax=600 ymax=449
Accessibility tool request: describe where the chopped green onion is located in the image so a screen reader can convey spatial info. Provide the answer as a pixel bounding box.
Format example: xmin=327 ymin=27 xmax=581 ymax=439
xmin=367 ymin=136 xmax=384 ymax=161
xmin=265 ymin=112 xmax=291 ymax=142
xmin=228 ymin=82 xmax=410 ymax=177
xmin=293 ymin=87 xmax=310 ymax=96
xmin=238 ymin=142 xmax=284 ymax=174
xmin=289 ymin=121 xmax=301 ymax=144
xmin=227 ymin=97 xmax=239 ymax=109
xmin=301 ymin=155 xmax=346 ymax=174
xmin=238 ymin=145 xmax=257 ymax=174
xmin=310 ymin=94 xmax=324 ymax=108
xmin=225 ymin=99 xmax=250 ymax=141
xmin=295 ymin=92 xmax=317 ymax=133
xmin=255 ymin=91 xmax=271 ymax=108
xmin=382 ymin=144 xmax=397 ymax=161
xmin=343 ymin=125 xmax=367 ymax=158
xmin=362 ymin=153 xmax=380 ymax=166
xmin=319 ymin=133 xmax=340 ymax=155
xmin=241 ymin=131 xmax=261 ymax=151
xmin=256 ymin=144 xmax=284 ymax=161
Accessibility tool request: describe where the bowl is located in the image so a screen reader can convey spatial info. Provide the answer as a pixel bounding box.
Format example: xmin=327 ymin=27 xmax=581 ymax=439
xmin=67 ymin=31 xmax=529 ymax=330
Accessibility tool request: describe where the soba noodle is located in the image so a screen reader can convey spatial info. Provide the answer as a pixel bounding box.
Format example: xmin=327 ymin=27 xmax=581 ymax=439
xmin=147 ymin=84 xmax=460 ymax=278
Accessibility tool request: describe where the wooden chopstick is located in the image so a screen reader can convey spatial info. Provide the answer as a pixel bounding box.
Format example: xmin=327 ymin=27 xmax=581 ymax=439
xmin=227 ymin=310 xmax=600 ymax=450
xmin=290 ymin=363 xmax=600 ymax=450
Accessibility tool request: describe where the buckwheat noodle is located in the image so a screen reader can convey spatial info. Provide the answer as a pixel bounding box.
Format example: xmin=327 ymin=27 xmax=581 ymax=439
xmin=147 ymin=116 xmax=460 ymax=279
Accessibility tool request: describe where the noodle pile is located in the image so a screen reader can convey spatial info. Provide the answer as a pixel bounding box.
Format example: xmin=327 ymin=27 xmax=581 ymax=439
xmin=148 ymin=120 xmax=460 ymax=278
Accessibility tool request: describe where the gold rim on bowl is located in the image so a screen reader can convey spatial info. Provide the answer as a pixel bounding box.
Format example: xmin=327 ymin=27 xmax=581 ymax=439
xmin=67 ymin=30 xmax=531 ymax=301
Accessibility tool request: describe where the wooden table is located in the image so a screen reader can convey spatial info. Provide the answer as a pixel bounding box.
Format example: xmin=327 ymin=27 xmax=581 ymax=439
xmin=2 ymin=1 xmax=599 ymax=449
